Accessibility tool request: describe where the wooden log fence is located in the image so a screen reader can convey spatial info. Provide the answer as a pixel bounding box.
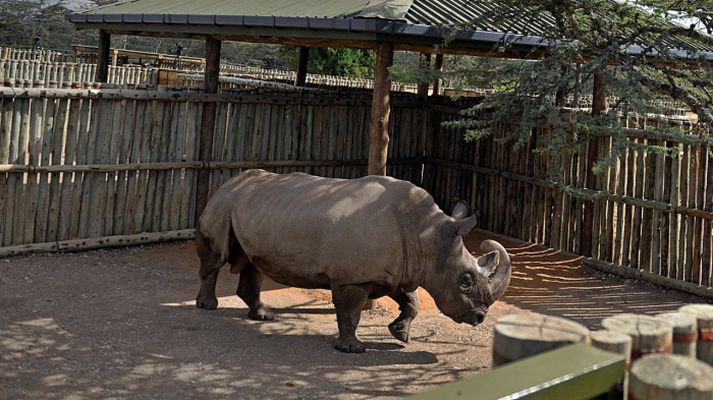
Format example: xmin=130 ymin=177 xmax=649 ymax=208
xmin=0 ymin=87 xmax=427 ymax=255
xmin=425 ymin=106 xmax=713 ymax=297
xmin=1 ymin=83 xmax=713 ymax=300
xmin=0 ymin=59 xmax=159 ymax=89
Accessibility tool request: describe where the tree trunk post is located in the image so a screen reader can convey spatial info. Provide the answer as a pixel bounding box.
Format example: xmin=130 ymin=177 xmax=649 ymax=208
xmin=294 ymin=46 xmax=309 ymax=87
xmin=432 ymin=53 xmax=444 ymax=96
xmin=364 ymin=41 xmax=394 ymax=309
xmin=367 ymin=41 xmax=394 ymax=177
xmin=581 ymin=70 xmax=607 ymax=257
xmin=194 ymin=37 xmax=221 ymax=226
xmin=417 ymin=52 xmax=431 ymax=97
xmin=96 ymin=30 xmax=111 ymax=83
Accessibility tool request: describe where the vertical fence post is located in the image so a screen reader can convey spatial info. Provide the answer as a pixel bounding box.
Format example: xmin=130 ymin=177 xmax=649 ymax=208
xmin=432 ymin=53 xmax=444 ymax=96
xmin=367 ymin=41 xmax=394 ymax=176
xmin=582 ymin=69 xmax=607 ymax=257
xmin=95 ymin=30 xmax=110 ymax=83
xmin=294 ymin=46 xmax=309 ymax=87
xmin=194 ymin=37 xmax=221 ymax=226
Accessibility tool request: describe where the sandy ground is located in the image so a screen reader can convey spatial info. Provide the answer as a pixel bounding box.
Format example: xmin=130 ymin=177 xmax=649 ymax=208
xmin=1 ymin=229 xmax=710 ymax=399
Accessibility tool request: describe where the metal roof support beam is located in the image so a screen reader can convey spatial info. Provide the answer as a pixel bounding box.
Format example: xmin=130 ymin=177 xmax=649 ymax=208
xmin=294 ymin=46 xmax=309 ymax=87
xmin=195 ymin=37 xmax=222 ymax=225
xmin=96 ymin=30 xmax=111 ymax=83
xmin=581 ymin=69 xmax=607 ymax=257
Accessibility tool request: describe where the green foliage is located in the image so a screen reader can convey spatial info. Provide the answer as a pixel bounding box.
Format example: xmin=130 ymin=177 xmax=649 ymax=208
xmin=440 ymin=0 xmax=713 ymax=174
xmin=309 ymin=48 xmax=375 ymax=78
xmin=0 ymin=0 xmax=84 ymax=50
xmin=282 ymin=47 xmax=376 ymax=78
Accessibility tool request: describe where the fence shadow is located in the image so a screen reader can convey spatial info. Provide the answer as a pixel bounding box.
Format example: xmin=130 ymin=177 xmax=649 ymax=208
xmin=465 ymin=230 xmax=710 ymax=330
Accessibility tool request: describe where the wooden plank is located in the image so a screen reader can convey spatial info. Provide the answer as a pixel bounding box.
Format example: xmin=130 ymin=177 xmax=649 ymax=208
xmin=113 ymin=98 xmax=136 ymax=235
xmin=0 ymin=97 xmax=14 ymax=246
xmin=104 ymin=98 xmax=125 ymax=235
xmin=22 ymin=96 xmax=43 ymax=244
xmin=46 ymin=97 xmax=68 ymax=242
xmin=411 ymin=344 xmax=625 ymax=400
xmin=641 ymin=138 xmax=656 ymax=272
xmin=35 ymin=95 xmax=56 ymax=243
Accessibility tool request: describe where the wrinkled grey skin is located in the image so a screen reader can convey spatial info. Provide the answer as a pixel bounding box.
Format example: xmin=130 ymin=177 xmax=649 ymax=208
xmin=195 ymin=170 xmax=511 ymax=353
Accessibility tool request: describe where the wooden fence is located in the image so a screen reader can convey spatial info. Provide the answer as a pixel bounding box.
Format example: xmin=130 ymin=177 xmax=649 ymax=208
xmin=426 ymin=108 xmax=713 ymax=294
xmin=0 ymin=87 xmax=428 ymax=255
xmin=0 ymin=83 xmax=711 ymax=298
xmin=0 ymin=59 xmax=159 ymax=89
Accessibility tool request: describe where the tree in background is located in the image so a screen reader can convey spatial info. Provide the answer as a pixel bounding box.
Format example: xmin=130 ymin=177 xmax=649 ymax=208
xmin=0 ymin=0 xmax=82 ymax=50
xmin=442 ymin=0 xmax=713 ymax=173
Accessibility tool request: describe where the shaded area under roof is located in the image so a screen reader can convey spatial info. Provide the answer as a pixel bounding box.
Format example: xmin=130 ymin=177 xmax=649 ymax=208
xmin=69 ymin=0 xmax=713 ymax=60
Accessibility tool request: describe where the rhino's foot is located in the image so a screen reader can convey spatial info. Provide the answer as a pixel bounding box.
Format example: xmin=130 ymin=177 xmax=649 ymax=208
xmin=335 ymin=337 xmax=366 ymax=354
xmin=248 ymin=306 xmax=275 ymax=321
xmin=196 ymin=296 xmax=218 ymax=310
xmin=388 ymin=320 xmax=411 ymax=343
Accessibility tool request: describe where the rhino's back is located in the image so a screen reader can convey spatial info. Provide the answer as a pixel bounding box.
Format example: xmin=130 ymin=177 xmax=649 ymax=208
xmin=203 ymin=169 xmax=439 ymax=288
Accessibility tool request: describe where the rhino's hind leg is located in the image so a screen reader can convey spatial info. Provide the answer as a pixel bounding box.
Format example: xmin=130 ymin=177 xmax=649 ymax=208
xmin=387 ymin=289 xmax=420 ymax=343
xmin=196 ymin=250 xmax=221 ymax=310
xmin=237 ymin=264 xmax=274 ymax=321
xmin=331 ymin=285 xmax=369 ymax=353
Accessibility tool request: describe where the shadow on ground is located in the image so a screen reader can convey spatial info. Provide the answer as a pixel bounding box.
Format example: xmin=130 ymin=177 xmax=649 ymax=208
xmin=1 ymin=229 xmax=710 ymax=399
xmin=465 ymin=231 xmax=712 ymax=330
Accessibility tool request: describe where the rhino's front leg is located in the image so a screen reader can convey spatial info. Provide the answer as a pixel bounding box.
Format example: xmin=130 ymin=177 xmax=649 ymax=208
xmin=236 ymin=264 xmax=274 ymax=321
xmin=388 ymin=288 xmax=420 ymax=343
xmin=331 ymin=284 xmax=369 ymax=353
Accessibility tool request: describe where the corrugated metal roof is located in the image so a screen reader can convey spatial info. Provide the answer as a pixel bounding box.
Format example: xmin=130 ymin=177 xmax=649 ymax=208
xmin=406 ymin=0 xmax=558 ymax=37
xmin=70 ymin=0 xmax=713 ymax=58
xmin=82 ymin=0 xmax=401 ymax=19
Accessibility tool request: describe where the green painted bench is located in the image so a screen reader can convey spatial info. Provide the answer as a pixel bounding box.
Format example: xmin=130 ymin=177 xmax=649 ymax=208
xmin=410 ymin=343 xmax=626 ymax=400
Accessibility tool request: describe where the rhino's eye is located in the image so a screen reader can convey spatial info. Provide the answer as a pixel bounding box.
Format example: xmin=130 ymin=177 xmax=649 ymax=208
xmin=459 ymin=274 xmax=473 ymax=291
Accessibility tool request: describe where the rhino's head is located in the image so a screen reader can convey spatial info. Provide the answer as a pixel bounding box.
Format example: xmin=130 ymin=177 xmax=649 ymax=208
xmin=425 ymin=210 xmax=511 ymax=326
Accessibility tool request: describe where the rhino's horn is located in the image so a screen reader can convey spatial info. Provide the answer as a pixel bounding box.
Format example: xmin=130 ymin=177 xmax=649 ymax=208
xmin=480 ymin=240 xmax=511 ymax=300
xmin=450 ymin=200 xmax=470 ymax=220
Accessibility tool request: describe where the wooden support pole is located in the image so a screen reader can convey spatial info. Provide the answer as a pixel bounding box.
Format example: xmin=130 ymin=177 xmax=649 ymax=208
xmin=581 ymin=69 xmax=607 ymax=257
xmin=417 ymin=52 xmax=431 ymax=97
xmin=432 ymin=53 xmax=444 ymax=96
xmin=367 ymin=41 xmax=394 ymax=176
xmin=95 ymin=30 xmax=110 ymax=83
xmin=194 ymin=37 xmax=221 ymax=226
xmin=111 ymin=49 xmax=119 ymax=67
xmin=294 ymin=46 xmax=309 ymax=87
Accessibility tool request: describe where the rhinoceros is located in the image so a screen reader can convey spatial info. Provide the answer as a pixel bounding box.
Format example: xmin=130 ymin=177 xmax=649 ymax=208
xmin=195 ymin=169 xmax=511 ymax=353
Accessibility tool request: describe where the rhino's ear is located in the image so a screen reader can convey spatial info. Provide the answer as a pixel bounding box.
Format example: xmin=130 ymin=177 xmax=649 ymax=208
xmin=476 ymin=250 xmax=500 ymax=277
xmin=450 ymin=200 xmax=470 ymax=220
xmin=444 ymin=214 xmax=478 ymax=238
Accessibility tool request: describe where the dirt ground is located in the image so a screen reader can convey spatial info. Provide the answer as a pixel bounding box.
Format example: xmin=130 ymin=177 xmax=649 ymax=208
xmin=1 ymin=229 xmax=710 ymax=400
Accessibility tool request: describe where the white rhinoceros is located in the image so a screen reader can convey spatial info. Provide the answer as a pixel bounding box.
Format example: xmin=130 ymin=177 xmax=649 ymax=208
xmin=195 ymin=169 xmax=511 ymax=353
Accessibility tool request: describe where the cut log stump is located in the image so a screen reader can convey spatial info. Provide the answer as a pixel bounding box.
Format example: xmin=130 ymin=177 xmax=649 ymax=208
xmin=679 ymin=304 xmax=713 ymax=365
xmin=629 ymin=354 xmax=713 ymax=400
xmin=492 ymin=313 xmax=590 ymax=367
xmin=657 ymin=312 xmax=697 ymax=358
xmin=602 ymin=314 xmax=673 ymax=361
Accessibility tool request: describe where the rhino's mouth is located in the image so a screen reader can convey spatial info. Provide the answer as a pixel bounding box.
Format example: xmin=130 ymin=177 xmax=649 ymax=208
xmin=459 ymin=310 xmax=486 ymax=326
